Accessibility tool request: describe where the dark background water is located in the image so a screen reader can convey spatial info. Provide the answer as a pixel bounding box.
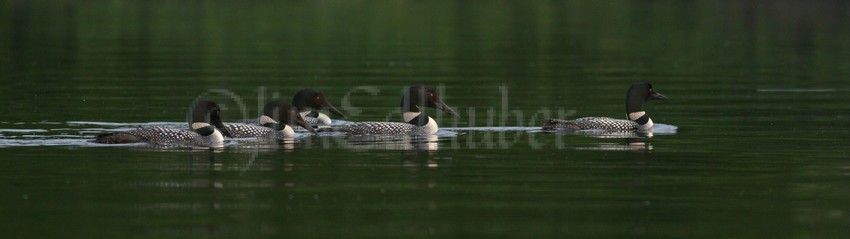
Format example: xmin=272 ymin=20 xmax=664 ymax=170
xmin=1 ymin=1 xmax=849 ymax=238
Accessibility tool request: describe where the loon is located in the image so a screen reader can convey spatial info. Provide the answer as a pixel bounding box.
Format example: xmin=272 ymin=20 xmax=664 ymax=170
xmin=225 ymin=101 xmax=315 ymax=138
xmin=542 ymin=82 xmax=667 ymax=132
xmin=292 ymin=88 xmax=346 ymax=127
xmin=335 ymin=85 xmax=460 ymax=135
xmin=94 ymin=99 xmax=233 ymax=148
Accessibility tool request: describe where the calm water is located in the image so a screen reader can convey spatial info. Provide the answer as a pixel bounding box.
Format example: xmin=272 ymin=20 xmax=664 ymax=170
xmin=2 ymin=1 xmax=849 ymax=238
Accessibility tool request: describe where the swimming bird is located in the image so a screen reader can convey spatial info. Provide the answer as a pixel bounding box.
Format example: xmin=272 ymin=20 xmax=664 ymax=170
xmin=224 ymin=101 xmax=315 ymax=138
xmin=542 ymin=82 xmax=667 ymax=132
xmin=291 ymin=88 xmax=346 ymax=127
xmin=334 ymin=85 xmax=460 ymax=135
xmin=94 ymin=99 xmax=233 ymax=148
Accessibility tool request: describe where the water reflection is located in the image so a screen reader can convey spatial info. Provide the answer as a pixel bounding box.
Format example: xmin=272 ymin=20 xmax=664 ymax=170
xmin=544 ymin=128 xmax=655 ymax=151
xmin=574 ymin=138 xmax=654 ymax=152
xmin=129 ymin=151 xmax=275 ymax=229
xmin=551 ymin=129 xmax=656 ymax=138
xmin=227 ymin=137 xmax=300 ymax=152
xmin=333 ymin=134 xmax=440 ymax=151
xmin=119 ymin=138 xmax=450 ymax=228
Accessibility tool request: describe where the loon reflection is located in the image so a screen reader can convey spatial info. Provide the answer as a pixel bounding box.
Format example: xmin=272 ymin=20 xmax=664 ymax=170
xmin=314 ymin=134 xmax=441 ymax=151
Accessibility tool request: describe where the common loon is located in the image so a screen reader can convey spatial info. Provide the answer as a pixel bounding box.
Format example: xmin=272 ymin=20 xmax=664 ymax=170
xmin=225 ymin=101 xmax=315 ymax=138
xmin=292 ymin=88 xmax=346 ymax=127
xmin=335 ymin=85 xmax=460 ymax=135
xmin=542 ymin=82 xmax=667 ymax=132
xmin=94 ymin=99 xmax=234 ymax=148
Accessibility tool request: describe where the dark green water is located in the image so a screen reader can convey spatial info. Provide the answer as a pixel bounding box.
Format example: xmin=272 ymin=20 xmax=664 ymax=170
xmin=2 ymin=1 xmax=849 ymax=238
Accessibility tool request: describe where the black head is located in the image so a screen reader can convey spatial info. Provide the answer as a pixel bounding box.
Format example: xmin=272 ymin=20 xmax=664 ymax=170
xmin=400 ymin=85 xmax=460 ymax=117
xmin=625 ymin=83 xmax=667 ymax=113
xmin=291 ymin=88 xmax=346 ymax=118
xmin=261 ymin=100 xmax=316 ymax=133
xmin=188 ymin=99 xmax=232 ymax=137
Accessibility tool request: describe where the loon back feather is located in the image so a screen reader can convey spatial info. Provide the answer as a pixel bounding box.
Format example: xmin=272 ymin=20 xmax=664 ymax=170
xmin=542 ymin=117 xmax=638 ymax=131
xmin=337 ymin=122 xmax=430 ymax=135
xmin=95 ymin=127 xmax=223 ymax=147
xmin=224 ymin=123 xmax=292 ymax=139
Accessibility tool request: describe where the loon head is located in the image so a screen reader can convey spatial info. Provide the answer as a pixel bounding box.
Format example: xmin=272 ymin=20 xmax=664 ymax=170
xmin=292 ymin=88 xmax=346 ymax=118
xmin=625 ymin=82 xmax=667 ymax=114
xmin=188 ymin=99 xmax=232 ymax=138
xmin=400 ymin=85 xmax=460 ymax=117
xmin=261 ymin=100 xmax=316 ymax=133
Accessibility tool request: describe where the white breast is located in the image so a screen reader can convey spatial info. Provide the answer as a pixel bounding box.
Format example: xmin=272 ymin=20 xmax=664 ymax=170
xmin=403 ymin=112 xmax=439 ymax=134
xmin=208 ymin=130 xmax=225 ymax=148
xmin=190 ymin=122 xmax=226 ymax=147
xmin=315 ymin=113 xmax=332 ymax=125
xmin=301 ymin=111 xmax=332 ymax=125
xmin=628 ymin=111 xmax=654 ymax=132
xmin=281 ymin=124 xmax=295 ymax=137
xmin=638 ymin=118 xmax=653 ymax=131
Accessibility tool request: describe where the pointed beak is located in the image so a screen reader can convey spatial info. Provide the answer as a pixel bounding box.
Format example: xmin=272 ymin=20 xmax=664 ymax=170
xmin=433 ymin=100 xmax=460 ymax=118
xmin=211 ymin=110 xmax=233 ymax=138
xmin=650 ymin=91 xmax=668 ymax=100
xmin=322 ymin=101 xmax=346 ymax=118
xmin=292 ymin=110 xmax=317 ymax=134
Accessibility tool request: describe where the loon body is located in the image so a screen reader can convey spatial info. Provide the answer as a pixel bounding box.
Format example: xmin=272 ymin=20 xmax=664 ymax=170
xmin=336 ymin=85 xmax=459 ymax=135
xmin=94 ymin=100 xmax=233 ymax=148
xmin=224 ymin=123 xmax=292 ymax=139
xmin=544 ymin=117 xmax=642 ymax=131
xmin=292 ymin=88 xmax=346 ymax=127
xmin=542 ymin=82 xmax=667 ymax=132
xmin=226 ymin=101 xmax=315 ymax=139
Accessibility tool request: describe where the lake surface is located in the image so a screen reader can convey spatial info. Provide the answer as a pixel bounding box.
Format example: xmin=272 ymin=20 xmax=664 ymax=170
xmin=1 ymin=1 xmax=849 ymax=238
